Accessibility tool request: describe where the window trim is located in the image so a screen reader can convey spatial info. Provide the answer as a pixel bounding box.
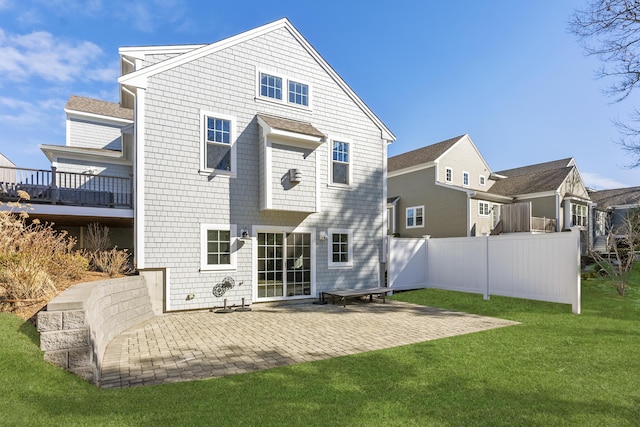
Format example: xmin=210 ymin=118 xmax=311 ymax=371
xmin=328 ymin=137 xmax=353 ymax=189
xmin=328 ymin=228 xmax=353 ymax=268
xmin=462 ymin=171 xmax=470 ymax=187
xmin=199 ymin=110 xmax=237 ymax=177
xmin=406 ymin=205 xmax=425 ymax=229
xmin=571 ymin=204 xmax=588 ymax=227
xmin=445 ymin=167 xmax=453 ymax=184
xmin=478 ymin=201 xmax=490 ymax=217
xmin=200 ymin=224 xmax=237 ymax=271
xmin=479 ymin=175 xmax=486 ymax=186
xmin=255 ymin=68 xmax=312 ymax=110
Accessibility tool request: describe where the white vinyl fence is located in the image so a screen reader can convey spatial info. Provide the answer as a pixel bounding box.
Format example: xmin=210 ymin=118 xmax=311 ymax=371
xmin=388 ymin=228 xmax=581 ymax=314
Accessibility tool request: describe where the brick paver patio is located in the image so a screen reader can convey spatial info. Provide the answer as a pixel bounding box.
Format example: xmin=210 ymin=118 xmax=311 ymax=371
xmin=100 ymin=299 xmax=518 ymax=388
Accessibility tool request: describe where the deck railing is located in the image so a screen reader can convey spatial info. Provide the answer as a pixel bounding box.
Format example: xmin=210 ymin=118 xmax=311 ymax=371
xmin=0 ymin=166 xmax=132 ymax=208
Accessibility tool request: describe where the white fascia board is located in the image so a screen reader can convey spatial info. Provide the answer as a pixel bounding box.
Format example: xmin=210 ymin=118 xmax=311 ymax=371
xmin=512 ymin=190 xmax=557 ymax=200
xmin=117 ymin=18 xmax=396 ymax=142
xmin=118 ymin=18 xmax=291 ymax=88
xmin=39 ymin=144 xmax=132 ymax=165
xmin=471 ymin=191 xmax=513 ymax=203
xmin=65 ymin=109 xmax=133 ymax=126
xmin=0 ymin=204 xmax=134 ymax=219
xmin=118 ymin=44 xmax=206 ymax=60
xmin=434 ymin=180 xmax=475 ymax=195
xmin=387 ymin=162 xmax=435 ymax=178
xmin=433 ymin=135 xmax=466 ymax=162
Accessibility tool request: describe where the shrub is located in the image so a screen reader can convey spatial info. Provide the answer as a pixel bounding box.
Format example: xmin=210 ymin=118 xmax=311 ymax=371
xmin=0 ymin=199 xmax=88 ymax=302
xmin=85 ymin=222 xmax=111 ymax=252
xmin=90 ymin=248 xmax=131 ymax=277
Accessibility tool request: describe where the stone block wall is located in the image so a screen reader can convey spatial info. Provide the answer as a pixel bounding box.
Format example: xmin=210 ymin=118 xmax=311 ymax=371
xmin=37 ymin=275 xmax=154 ymax=385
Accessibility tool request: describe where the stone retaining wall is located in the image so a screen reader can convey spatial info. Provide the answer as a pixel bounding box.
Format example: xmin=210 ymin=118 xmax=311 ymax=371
xmin=37 ymin=275 xmax=154 ymax=384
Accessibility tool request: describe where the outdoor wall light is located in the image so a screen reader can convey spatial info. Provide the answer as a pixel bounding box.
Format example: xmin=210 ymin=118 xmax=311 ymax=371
xmin=241 ymin=229 xmax=250 ymax=239
xmin=319 ymin=231 xmax=328 ymax=241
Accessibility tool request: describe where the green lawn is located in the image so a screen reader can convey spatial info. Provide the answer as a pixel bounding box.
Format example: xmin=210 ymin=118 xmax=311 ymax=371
xmin=1 ymin=270 xmax=639 ymax=426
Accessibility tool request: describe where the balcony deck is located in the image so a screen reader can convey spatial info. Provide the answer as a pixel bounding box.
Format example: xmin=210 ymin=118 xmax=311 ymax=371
xmin=0 ymin=166 xmax=132 ymax=209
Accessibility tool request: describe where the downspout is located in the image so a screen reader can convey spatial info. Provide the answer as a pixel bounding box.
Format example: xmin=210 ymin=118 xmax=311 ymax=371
xmin=466 ymin=190 xmax=476 ymax=237
xmin=555 ymin=191 xmax=561 ymax=232
xmin=132 ymin=87 xmax=146 ymax=269
xmin=381 ymin=139 xmax=390 ymax=286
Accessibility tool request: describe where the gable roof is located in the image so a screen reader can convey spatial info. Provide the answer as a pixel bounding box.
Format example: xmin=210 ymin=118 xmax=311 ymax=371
xmin=118 ymin=18 xmax=394 ymax=141
xmin=495 ymin=158 xmax=574 ymax=178
xmin=588 ymin=186 xmax=640 ymax=208
xmin=65 ymin=95 xmax=134 ymax=121
xmin=388 ymin=135 xmax=465 ymax=172
xmin=488 ymin=167 xmax=574 ymax=196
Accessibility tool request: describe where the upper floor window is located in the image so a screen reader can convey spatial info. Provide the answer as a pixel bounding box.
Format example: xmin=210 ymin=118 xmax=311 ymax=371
xmin=257 ymin=69 xmax=311 ymax=108
xmin=406 ymin=206 xmax=424 ymax=228
xmin=445 ymin=167 xmax=452 ymax=183
xmin=479 ymin=175 xmax=486 ymax=186
xmin=463 ymin=171 xmax=469 ymax=187
xmin=289 ymin=81 xmax=309 ymax=106
xmin=200 ymin=111 xmax=236 ymax=175
xmin=331 ymin=141 xmax=350 ymax=186
xmin=572 ymin=204 xmax=587 ymax=227
xmin=479 ymin=202 xmax=490 ymax=216
xmin=260 ymin=73 xmax=282 ymax=100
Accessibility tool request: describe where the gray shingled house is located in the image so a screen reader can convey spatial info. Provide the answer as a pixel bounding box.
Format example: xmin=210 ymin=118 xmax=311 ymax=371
xmin=588 ymin=186 xmax=640 ymax=251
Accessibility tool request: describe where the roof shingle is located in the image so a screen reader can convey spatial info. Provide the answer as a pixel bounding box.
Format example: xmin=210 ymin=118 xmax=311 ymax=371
xmin=488 ymin=167 xmax=573 ymax=196
xmin=588 ymin=186 xmax=640 ymax=208
xmin=388 ymin=135 xmax=465 ymax=172
xmin=65 ymin=95 xmax=134 ymax=121
xmin=257 ymin=114 xmax=325 ymax=138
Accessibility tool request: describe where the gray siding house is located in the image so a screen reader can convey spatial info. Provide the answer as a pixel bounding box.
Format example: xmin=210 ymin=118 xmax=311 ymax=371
xmin=116 ymin=18 xmax=395 ymax=311
xmin=387 ymin=134 xmax=509 ymax=238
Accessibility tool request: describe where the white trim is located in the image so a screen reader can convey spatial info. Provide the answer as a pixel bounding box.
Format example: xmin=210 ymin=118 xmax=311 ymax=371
xmin=445 ymin=167 xmax=453 ymax=184
xmin=328 ymin=137 xmax=353 ymax=189
xmin=199 ymin=110 xmax=237 ymax=176
xmin=119 ymin=44 xmax=206 ymax=60
xmin=478 ymin=201 xmax=490 ymax=217
xmin=65 ymin=109 xmax=134 ymax=126
xmin=328 ymin=228 xmax=353 ymax=268
xmin=165 ymin=268 xmax=171 ymax=312
xmin=462 ymin=171 xmax=470 ymax=187
xmin=387 ymin=162 xmax=435 ymax=178
xmin=406 ymin=205 xmax=425 ymax=228
xmin=255 ymin=67 xmax=313 ymax=110
xmin=200 ymin=224 xmax=237 ymax=271
xmin=117 ymin=18 xmax=395 ymax=141
xmin=0 ymin=204 xmax=133 ymax=219
xmin=256 ymin=115 xmax=323 ymax=149
xmin=39 ymin=144 xmax=132 ymax=165
xmin=251 ymin=225 xmax=317 ymax=302
xmin=315 ymin=147 xmax=321 ymax=212
xmin=134 ymin=89 xmax=145 ymax=269
xmin=479 ymin=175 xmax=486 ymax=186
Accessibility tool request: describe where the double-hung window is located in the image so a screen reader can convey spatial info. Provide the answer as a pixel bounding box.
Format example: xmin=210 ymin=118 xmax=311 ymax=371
xmin=328 ymin=228 xmax=353 ymax=268
xmin=463 ymin=171 xmax=470 ymax=187
xmin=331 ymin=141 xmax=350 ymax=186
xmin=479 ymin=202 xmax=490 ymax=216
xmin=572 ymin=204 xmax=587 ymax=227
xmin=201 ymin=111 xmax=236 ymax=175
xmin=479 ymin=175 xmax=486 ymax=186
xmin=445 ymin=167 xmax=453 ymax=183
xmin=201 ymin=224 xmax=237 ymax=271
xmin=406 ymin=206 xmax=424 ymax=228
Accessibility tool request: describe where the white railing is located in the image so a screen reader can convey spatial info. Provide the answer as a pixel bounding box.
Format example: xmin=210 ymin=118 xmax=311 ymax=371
xmin=388 ymin=229 xmax=581 ymax=314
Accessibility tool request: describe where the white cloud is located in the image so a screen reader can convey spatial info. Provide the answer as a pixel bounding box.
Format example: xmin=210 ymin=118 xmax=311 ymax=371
xmin=0 ymin=96 xmax=64 ymax=126
xmin=0 ymin=29 xmax=116 ymax=83
xmin=581 ymin=172 xmax=629 ymax=190
xmin=0 ymin=0 xmax=12 ymax=10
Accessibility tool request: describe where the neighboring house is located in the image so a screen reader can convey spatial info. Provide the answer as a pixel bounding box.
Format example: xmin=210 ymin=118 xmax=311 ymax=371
xmin=0 ymin=97 xmax=134 ymax=250
xmin=588 ymin=186 xmax=640 ymax=251
xmin=388 ymin=137 xmax=592 ymax=252
xmin=0 ymin=153 xmax=16 ymax=185
xmin=387 ymin=134 xmax=510 ymax=238
xmin=489 ymin=158 xmax=591 ymax=232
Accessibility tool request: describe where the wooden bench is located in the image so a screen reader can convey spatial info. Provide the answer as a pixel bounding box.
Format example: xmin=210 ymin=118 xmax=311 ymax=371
xmin=322 ymin=287 xmax=391 ymax=307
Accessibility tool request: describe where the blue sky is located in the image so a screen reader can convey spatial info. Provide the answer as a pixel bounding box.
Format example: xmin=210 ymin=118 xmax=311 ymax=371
xmin=0 ymin=0 xmax=637 ymax=189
